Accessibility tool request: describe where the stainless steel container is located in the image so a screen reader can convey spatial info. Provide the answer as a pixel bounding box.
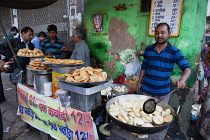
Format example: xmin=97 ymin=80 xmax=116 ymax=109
xmin=26 ymin=65 xmax=34 ymax=86
xmin=30 ymin=69 xmax=52 ymax=94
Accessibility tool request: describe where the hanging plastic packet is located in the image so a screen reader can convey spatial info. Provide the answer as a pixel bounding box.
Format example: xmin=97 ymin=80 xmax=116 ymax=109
xmin=190 ymin=104 xmax=202 ymax=122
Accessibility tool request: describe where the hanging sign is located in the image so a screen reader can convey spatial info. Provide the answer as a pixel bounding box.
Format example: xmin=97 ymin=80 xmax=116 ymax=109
xmin=149 ymin=0 xmax=184 ymax=37
xmin=17 ymin=83 xmax=97 ymax=140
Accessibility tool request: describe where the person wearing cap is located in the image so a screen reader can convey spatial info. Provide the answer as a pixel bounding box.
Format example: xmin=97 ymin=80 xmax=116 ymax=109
xmin=31 ymin=31 xmax=47 ymax=49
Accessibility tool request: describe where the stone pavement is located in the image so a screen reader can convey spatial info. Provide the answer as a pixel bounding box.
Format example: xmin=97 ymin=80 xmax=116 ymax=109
xmin=0 ymin=73 xmax=41 ymax=140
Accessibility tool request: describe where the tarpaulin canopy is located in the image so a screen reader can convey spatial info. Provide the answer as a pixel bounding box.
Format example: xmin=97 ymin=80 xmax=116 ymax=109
xmin=0 ymin=0 xmax=57 ymax=9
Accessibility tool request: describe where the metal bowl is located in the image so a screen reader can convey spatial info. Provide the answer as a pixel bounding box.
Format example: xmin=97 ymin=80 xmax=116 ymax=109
xmin=42 ymin=62 xmax=84 ymax=74
xmin=50 ymin=65 xmax=83 ymax=74
xmin=101 ymin=84 xmax=131 ymax=97
xmin=110 ymin=84 xmax=131 ymax=96
xmin=43 ymin=62 xmax=84 ymax=67
xmin=27 ymin=67 xmax=52 ymax=75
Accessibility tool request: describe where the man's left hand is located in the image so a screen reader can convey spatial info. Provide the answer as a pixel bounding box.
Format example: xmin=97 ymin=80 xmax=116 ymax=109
xmin=176 ymin=80 xmax=186 ymax=89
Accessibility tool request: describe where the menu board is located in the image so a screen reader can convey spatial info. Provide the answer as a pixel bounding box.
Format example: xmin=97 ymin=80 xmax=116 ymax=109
xmin=149 ymin=0 xmax=184 ymax=37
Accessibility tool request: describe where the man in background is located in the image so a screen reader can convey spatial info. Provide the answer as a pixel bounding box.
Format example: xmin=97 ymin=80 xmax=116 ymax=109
xmin=3 ymin=26 xmax=19 ymax=41
xmin=0 ymin=27 xmax=35 ymax=85
xmin=62 ymin=28 xmax=90 ymax=67
xmin=31 ymin=31 xmax=47 ymax=49
xmin=41 ymin=24 xmax=66 ymax=58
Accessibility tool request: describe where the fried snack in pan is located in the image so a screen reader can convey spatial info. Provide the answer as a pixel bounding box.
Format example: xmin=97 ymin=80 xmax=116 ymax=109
xmin=108 ymin=97 xmax=174 ymax=127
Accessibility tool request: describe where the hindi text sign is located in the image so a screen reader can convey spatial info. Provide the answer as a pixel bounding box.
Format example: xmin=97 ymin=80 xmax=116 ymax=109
xmin=149 ymin=0 xmax=184 ymax=36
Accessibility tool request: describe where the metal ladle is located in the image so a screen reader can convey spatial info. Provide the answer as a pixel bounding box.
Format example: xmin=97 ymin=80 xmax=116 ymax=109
xmin=143 ymin=88 xmax=178 ymax=114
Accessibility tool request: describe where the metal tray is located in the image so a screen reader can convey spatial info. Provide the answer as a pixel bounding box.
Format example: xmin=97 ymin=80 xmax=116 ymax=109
xmin=59 ymin=76 xmax=112 ymax=87
xmin=29 ymin=57 xmax=46 ymax=62
xmin=58 ymin=80 xmax=111 ymax=95
xmin=27 ymin=67 xmax=52 ymax=74
xmin=43 ymin=62 xmax=84 ymax=67
xmin=17 ymin=55 xmax=44 ymax=58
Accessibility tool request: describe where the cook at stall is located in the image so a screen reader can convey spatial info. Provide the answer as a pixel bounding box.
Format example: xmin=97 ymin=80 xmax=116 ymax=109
xmin=136 ymin=23 xmax=191 ymax=103
xmin=61 ymin=28 xmax=90 ymax=67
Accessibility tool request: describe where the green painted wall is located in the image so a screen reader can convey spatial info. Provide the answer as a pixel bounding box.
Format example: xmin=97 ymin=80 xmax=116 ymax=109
xmin=84 ymin=0 xmax=206 ymax=88
xmin=84 ymin=0 xmax=207 ymax=133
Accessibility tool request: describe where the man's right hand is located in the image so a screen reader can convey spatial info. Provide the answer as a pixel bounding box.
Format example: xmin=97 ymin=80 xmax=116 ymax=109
xmin=135 ymin=82 xmax=142 ymax=92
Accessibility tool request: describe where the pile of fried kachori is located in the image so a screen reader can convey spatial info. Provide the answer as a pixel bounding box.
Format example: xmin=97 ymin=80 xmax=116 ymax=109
xmin=44 ymin=58 xmax=84 ymax=64
xmin=29 ymin=58 xmax=50 ymax=70
xmin=17 ymin=48 xmax=44 ymax=57
xmin=65 ymin=67 xmax=108 ymax=82
xmin=108 ymin=97 xmax=173 ymax=127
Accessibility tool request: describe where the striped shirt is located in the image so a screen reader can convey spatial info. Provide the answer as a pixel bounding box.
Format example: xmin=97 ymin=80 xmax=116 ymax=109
xmin=141 ymin=42 xmax=190 ymax=96
xmin=41 ymin=38 xmax=64 ymax=58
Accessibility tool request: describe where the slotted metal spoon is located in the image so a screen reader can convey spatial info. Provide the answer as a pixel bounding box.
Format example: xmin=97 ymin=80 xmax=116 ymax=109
xmin=143 ymin=88 xmax=178 ymax=114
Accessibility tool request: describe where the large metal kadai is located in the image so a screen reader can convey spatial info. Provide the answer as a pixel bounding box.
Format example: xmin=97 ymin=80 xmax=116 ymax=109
xmin=106 ymin=95 xmax=175 ymax=134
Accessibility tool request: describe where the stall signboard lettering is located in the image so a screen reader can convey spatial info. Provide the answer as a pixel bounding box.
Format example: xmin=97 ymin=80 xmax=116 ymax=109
xmin=17 ymin=83 xmax=97 ymax=140
xmin=149 ymin=0 xmax=184 ymax=36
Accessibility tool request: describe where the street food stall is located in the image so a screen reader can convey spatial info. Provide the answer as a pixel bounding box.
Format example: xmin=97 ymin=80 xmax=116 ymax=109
xmin=13 ymin=47 xmax=176 ymax=140
xmin=16 ymin=49 xmax=112 ymax=139
xmin=0 ymin=19 xmax=176 ymax=139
